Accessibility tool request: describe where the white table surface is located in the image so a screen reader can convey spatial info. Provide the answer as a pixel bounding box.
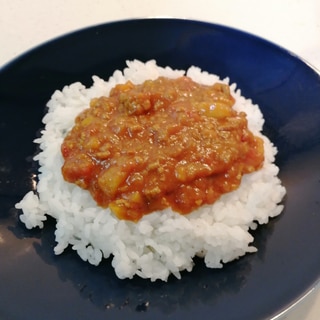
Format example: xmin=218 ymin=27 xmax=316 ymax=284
xmin=0 ymin=0 xmax=319 ymax=319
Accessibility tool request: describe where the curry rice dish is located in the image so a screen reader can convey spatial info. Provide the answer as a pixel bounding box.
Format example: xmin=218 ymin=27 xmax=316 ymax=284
xmin=16 ymin=60 xmax=286 ymax=281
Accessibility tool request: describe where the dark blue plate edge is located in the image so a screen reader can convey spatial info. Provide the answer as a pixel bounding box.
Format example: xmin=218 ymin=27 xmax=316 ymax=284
xmin=1 ymin=17 xmax=319 ymax=78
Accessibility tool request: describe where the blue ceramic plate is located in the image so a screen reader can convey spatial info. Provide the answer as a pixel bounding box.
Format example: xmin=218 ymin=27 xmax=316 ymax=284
xmin=0 ymin=19 xmax=319 ymax=320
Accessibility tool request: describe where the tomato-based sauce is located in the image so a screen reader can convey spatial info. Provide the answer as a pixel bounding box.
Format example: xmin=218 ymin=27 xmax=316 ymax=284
xmin=61 ymin=76 xmax=264 ymax=221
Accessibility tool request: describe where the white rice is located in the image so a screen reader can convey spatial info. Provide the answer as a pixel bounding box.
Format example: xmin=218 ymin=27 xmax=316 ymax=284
xmin=15 ymin=60 xmax=286 ymax=281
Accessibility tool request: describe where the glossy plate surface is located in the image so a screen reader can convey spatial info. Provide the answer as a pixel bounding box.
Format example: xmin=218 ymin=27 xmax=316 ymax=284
xmin=0 ymin=19 xmax=320 ymax=320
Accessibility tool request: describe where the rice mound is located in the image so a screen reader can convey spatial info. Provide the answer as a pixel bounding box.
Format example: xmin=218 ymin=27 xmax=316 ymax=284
xmin=16 ymin=60 xmax=286 ymax=281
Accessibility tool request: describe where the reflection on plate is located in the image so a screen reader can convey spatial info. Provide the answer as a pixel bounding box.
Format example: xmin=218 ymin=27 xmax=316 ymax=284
xmin=0 ymin=18 xmax=320 ymax=320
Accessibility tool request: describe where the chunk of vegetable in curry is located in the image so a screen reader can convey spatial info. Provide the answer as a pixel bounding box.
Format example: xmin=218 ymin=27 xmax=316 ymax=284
xmin=61 ymin=76 xmax=264 ymax=221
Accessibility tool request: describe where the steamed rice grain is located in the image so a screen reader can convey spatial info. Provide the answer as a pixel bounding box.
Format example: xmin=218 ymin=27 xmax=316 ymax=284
xmin=15 ymin=60 xmax=286 ymax=281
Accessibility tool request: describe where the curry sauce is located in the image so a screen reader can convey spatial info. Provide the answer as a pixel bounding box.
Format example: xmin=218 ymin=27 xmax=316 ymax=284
xmin=61 ymin=76 xmax=264 ymax=221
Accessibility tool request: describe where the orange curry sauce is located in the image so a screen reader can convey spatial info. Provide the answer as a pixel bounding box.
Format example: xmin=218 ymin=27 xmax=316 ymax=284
xmin=61 ymin=76 xmax=264 ymax=221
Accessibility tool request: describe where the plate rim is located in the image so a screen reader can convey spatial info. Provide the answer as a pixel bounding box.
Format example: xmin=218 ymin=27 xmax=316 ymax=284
xmin=1 ymin=17 xmax=320 ymax=77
